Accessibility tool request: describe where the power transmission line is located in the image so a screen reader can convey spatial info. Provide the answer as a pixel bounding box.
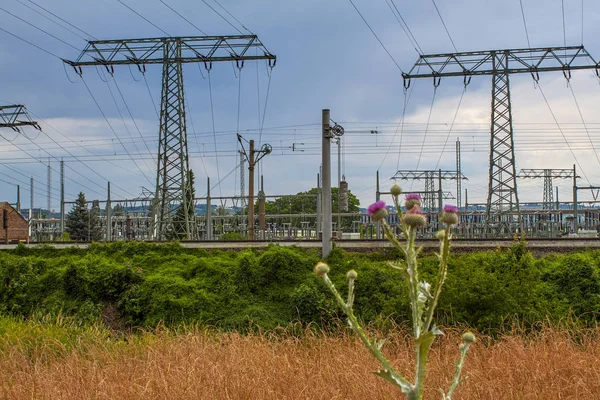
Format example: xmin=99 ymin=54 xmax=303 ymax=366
xmin=347 ymin=0 xmax=404 ymax=72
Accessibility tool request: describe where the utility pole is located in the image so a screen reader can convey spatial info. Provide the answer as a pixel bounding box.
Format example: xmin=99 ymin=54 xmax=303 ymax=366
xmin=456 ymin=139 xmax=462 ymax=210
xmin=47 ymin=158 xmax=51 ymax=215
xmin=65 ymin=35 xmax=276 ymax=240
xmin=60 ymin=159 xmax=65 ymax=238
xmin=322 ymin=110 xmax=332 ymax=256
xmin=322 ymin=111 xmax=344 ymax=257
xmin=402 ymin=45 xmax=600 ymax=237
xmin=239 ymin=151 xmax=246 ymax=209
xmin=238 ymin=135 xmax=271 ymax=240
xmin=16 ymin=185 xmax=20 ymax=214
xmin=106 ymin=182 xmax=112 ymax=241
xmin=29 ymin=176 xmax=35 ymax=218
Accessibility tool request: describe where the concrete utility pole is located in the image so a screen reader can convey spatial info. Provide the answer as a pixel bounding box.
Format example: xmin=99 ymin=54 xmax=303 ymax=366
xmin=321 ymin=110 xmax=344 ymax=258
xmin=106 ymin=182 xmax=112 ymax=241
xmin=259 ymin=175 xmax=266 ymax=237
xmin=238 ymin=135 xmax=271 ymax=240
xmin=206 ymin=177 xmax=212 ymax=240
xmin=322 ymin=110 xmax=332 ymax=257
xmin=60 ymin=159 xmax=65 ymax=238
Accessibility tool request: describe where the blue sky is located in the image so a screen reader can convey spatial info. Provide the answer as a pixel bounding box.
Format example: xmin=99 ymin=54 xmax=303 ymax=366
xmin=2 ymin=0 xmax=600 ymax=211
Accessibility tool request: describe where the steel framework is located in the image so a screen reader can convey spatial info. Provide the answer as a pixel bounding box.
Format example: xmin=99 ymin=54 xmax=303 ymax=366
xmin=518 ymin=168 xmax=577 ymax=210
xmin=65 ymin=35 xmax=276 ymax=239
xmin=403 ymin=45 xmax=599 ymax=236
xmin=0 ymin=105 xmax=40 ymax=131
xmin=391 ymin=169 xmax=467 ymax=212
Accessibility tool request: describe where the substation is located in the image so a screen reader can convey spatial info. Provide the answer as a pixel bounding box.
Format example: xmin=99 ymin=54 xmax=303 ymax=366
xmin=3 ymin=36 xmax=600 ymax=248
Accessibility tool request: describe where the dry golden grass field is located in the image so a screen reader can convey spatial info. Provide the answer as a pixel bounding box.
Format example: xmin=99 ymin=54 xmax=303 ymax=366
xmin=1 ymin=324 xmax=599 ymax=400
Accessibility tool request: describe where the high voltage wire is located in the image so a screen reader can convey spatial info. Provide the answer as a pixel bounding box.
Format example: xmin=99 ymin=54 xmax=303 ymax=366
xmin=116 ymin=0 xmax=170 ymax=36
xmin=0 ymin=8 xmax=144 ymax=198
xmin=347 ymin=0 xmax=404 ymax=73
xmin=431 ymin=0 xmax=459 ymax=53
xmin=80 ymin=76 xmax=154 ymax=186
xmin=385 ymin=0 xmax=424 ymax=54
xmin=158 ymin=0 xmax=207 ymax=35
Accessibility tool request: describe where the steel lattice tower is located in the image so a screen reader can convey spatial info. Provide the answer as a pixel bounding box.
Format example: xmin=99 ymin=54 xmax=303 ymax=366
xmin=487 ymin=52 xmax=519 ymax=235
xmin=402 ymin=46 xmax=600 ymax=237
xmin=542 ymin=169 xmax=553 ymax=210
xmin=518 ymin=168 xmax=577 ymax=210
xmin=155 ymin=40 xmax=193 ymax=238
xmin=65 ymin=35 xmax=276 ymax=239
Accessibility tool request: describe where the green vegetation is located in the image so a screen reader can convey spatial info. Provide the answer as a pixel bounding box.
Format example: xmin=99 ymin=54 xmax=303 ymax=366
xmin=65 ymin=192 xmax=102 ymax=241
xmin=0 ymin=241 xmax=599 ymax=332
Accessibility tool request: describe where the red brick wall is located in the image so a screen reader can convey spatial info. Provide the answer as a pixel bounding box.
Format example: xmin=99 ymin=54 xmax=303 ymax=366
xmin=0 ymin=202 xmax=29 ymax=243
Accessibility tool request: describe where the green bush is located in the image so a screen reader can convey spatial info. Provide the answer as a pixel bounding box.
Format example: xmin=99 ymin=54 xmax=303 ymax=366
xmin=2 ymin=242 xmax=600 ymax=331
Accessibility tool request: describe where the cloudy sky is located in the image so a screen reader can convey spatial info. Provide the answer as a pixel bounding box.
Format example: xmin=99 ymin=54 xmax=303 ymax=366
xmin=1 ymin=0 xmax=600 ymax=211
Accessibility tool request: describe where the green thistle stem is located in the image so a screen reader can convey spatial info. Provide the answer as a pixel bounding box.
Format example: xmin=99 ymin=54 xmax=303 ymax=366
xmin=320 ymin=273 xmax=415 ymax=393
xmin=424 ymin=223 xmax=451 ymax=332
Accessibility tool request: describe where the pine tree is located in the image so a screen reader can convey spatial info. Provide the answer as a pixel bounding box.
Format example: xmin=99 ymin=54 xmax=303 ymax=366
xmin=65 ymin=192 xmax=90 ymax=241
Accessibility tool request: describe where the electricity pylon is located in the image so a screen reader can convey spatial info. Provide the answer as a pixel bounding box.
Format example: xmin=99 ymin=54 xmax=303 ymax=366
xmin=518 ymin=168 xmax=577 ymax=210
xmin=65 ymin=35 xmax=276 ymax=239
xmin=0 ymin=105 xmax=40 ymax=131
xmin=391 ymin=169 xmax=467 ymax=212
xmin=402 ymin=45 xmax=599 ymax=237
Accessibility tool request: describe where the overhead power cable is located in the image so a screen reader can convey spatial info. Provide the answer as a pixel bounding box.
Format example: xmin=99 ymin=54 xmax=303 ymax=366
xmin=25 ymin=0 xmax=96 ymax=39
xmin=116 ymin=0 xmax=170 ymax=36
xmin=80 ymin=76 xmax=154 ymax=186
xmin=158 ymin=0 xmax=208 ymax=35
xmin=0 ymin=6 xmax=79 ymax=50
xmin=200 ymin=0 xmax=243 ymax=34
xmin=536 ymin=83 xmax=590 ymax=184
xmin=13 ymin=0 xmax=88 ymax=41
xmin=212 ymin=0 xmax=253 ymax=34
xmin=431 ymin=0 xmax=459 ymax=53
xmin=385 ymin=0 xmax=424 ymax=54
xmin=347 ymin=0 xmax=404 ymax=73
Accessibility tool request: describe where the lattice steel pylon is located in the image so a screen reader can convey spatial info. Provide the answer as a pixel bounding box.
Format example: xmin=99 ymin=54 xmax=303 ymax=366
xmin=391 ymin=169 xmax=468 ymax=213
xmin=518 ymin=168 xmax=577 ymax=210
xmin=402 ymin=46 xmax=600 ymax=237
xmin=487 ymin=53 xmax=519 ymax=235
xmin=65 ymin=36 xmax=276 ymax=239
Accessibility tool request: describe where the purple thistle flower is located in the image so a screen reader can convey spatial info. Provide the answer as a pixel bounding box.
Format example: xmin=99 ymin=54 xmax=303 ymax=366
xmin=443 ymin=204 xmax=459 ymax=213
xmin=368 ymin=200 xmax=388 ymax=222
xmin=405 ymin=193 xmax=422 ymax=201
xmin=368 ymin=200 xmax=386 ymax=216
xmin=441 ymin=204 xmax=459 ymax=225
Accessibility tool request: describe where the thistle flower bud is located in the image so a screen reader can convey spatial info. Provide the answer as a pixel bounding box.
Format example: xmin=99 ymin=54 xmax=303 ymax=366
xmin=462 ymin=331 xmax=476 ymax=344
xmin=368 ymin=201 xmax=388 ymax=222
xmin=441 ymin=204 xmax=459 ymax=226
xmin=435 ymin=230 xmax=446 ymax=240
xmin=402 ymin=206 xmax=427 ymax=228
xmin=390 ymin=184 xmax=402 ymax=197
xmin=347 ymin=269 xmax=358 ymax=280
xmin=314 ymin=262 xmax=330 ymax=277
xmin=404 ymin=193 xmax=422 ymax=210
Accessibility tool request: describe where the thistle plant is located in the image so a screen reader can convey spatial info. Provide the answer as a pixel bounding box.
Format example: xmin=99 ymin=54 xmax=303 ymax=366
xmin=315 ymin=185 xmax=475 ymax=400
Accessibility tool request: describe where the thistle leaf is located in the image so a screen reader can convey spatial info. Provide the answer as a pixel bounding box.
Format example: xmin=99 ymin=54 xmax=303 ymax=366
xmin=431 ymin=324 xmax=444 ymax=336
xmin=373 ymin=369 xmax=413 ymax=393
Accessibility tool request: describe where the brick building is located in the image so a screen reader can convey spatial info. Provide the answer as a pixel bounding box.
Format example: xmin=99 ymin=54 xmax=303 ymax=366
xmin=0 ymin=202 xmax=29 ymax=243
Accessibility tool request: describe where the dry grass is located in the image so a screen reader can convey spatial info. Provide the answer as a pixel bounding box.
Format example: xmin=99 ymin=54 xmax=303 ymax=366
xmin=1 ymin=325 xmax=600 ymax=399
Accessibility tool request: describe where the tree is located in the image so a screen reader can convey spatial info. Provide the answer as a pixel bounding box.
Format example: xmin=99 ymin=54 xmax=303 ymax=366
xmin=240 ymin=187 xmax=360 ymax=231
xmin=65 ymin=192 xmax=102 ymax=241
xmin=260 ymin=187 xmax=360 ymax=215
